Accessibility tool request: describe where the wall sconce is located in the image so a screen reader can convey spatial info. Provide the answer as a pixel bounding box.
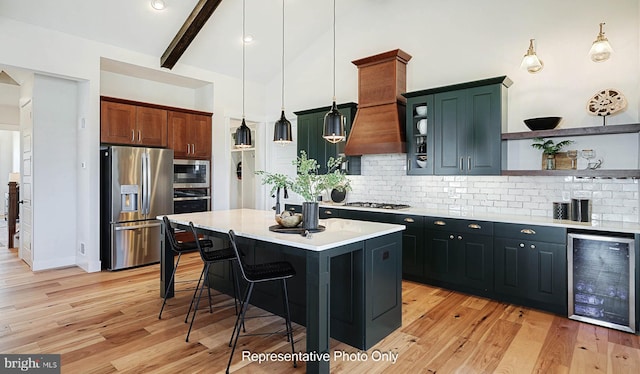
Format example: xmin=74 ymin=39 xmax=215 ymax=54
xmin=521 ymin=39 xmax=543 ymax=73
xmin=589 ymin=22 xmax=613 ymax=62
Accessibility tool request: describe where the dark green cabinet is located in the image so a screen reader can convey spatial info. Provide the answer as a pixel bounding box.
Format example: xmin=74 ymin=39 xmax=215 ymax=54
xmin=403 ymin=76 xmax=512 ymax=176
xmin=295 ymin=103 xmax=360 ymax=175
xmin=395 ymin=214 xmax=425 ymax=280
xmin=424 ymin=217 xmax=494 ymax=292
xmin=494 ymin=223 xmax=567 ymax=314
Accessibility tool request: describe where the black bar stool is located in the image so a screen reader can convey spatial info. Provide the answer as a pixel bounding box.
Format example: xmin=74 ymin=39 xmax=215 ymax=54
xmin=226 ymin=230 xmax=297 ymax=373
xmin=185 ymin=222 xmax=241 ymax=342
xmin=159 ymin=216 xmax=215 ymax=320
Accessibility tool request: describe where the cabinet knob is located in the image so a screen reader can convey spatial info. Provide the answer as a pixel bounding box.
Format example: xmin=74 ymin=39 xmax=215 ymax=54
xmin=530 ymin=244 xmax=536 ymax=250
xmin=468 ymin=223 xmax=481 ymax=230
xmin=520 ymin=228 xmax=536 ymax=235
xmin=457 ymin=235 xmax=463 ymax=240
xmin=434 ymin=220 xmax=446 ymax=226
xmin=449 ymin=235 xmax=454 ymax=240
xmin=404 ymin=217 xmax=415 ymax=223
xmin=519 ymin=243 xmax=525 ymax=248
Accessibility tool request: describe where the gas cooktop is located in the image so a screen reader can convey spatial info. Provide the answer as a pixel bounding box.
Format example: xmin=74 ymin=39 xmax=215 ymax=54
xmin=344 ymin=202 xmax=411 ymax=210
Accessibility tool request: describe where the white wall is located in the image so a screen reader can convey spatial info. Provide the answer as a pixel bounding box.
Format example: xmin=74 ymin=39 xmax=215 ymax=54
xmin=31 ymin=74 xmax=78 ymax=270
xmin=264 ymin=0 xmax=639 ymax=133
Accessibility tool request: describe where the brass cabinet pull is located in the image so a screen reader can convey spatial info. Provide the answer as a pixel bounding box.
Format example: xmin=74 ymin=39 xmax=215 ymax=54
xmin=520 ymin=228 xmax=536 ymax=235
xmin=457 ymin=235 xmax=463 ymax=240
xmin=449 ymin=235 xmax=454 ymax=239
xmin=519 ymin=243 xmax=525 ymax=248
xmin=404 ymin=217 xmax=415 ymax=223
xmin=468 ymin=223 xmax=481 ymax=229
xmin=192 ymin=144 xmax=195 ymax=153
xmin=131 ymin=129 xmax=135 ymax=142
xmin=325 ymin=210 xmax=333 ymax=215
xmin=530 ymin=244 xmax=536 ymax=250
xmin=434 ymin=220 xmax=446 ymax=226
xmin=138 ymin=131 xmax=141 ymax=142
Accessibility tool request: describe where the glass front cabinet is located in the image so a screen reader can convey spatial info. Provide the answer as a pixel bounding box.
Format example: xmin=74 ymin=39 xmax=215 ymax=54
xmin=405 ymin=95 xmax=434 ymax=175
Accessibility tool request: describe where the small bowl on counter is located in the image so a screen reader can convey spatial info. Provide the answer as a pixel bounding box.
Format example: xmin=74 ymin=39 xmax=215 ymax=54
xmin=275 ymin=211 xmax=302 ymax=228
xmin=524 ymin=117 xmax=562 ymax=131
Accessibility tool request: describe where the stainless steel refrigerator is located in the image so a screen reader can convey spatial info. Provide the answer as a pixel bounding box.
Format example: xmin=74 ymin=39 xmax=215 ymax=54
xmin=100 ymin=146 xmax=173 ymax=270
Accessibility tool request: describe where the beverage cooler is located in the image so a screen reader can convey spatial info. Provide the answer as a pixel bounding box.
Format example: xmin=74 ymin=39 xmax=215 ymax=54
xmin=568 ymin=232 xmax=636 ymax=333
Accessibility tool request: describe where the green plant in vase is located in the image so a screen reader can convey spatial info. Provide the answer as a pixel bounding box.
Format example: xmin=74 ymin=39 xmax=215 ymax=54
xmin=531 ymin=137 xmax=574 ymax=170
xmin=256 ymin=151 xmax=351 ymax=230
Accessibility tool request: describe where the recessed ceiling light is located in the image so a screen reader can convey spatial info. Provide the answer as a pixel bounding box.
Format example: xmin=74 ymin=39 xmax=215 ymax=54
xmin=150 ymin=0 xmax=166 ymax=11
xmin=243 ymin=35 xmax=254 ymax=44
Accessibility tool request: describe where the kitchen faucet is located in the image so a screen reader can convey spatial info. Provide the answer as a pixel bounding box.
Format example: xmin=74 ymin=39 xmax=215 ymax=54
xmin=272 ymin=187 xmax=289 ymax=214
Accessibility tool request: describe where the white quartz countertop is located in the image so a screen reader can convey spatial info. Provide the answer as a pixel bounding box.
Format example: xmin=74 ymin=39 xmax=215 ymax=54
xmin=160 ymin=209 xmax=405 ymax=252
xmin=319 ymin=203 xmax=640 ymax=234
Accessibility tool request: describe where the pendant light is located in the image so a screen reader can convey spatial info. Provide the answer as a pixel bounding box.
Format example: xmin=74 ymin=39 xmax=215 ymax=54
xmin=273 ymin=0 xmax=292 ymax=144
xmin=323 ymin=0 xmax=345 ymax=143
xmin=235 ymin=0 xmax=252 ymax=149
xmin=589 ymin=22 xmax=613 ymax=63
xmin=521 ymin=39 xmax=543 ymax=74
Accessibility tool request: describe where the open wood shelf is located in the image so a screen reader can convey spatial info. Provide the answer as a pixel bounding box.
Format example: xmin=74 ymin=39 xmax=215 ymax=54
xmin=501 ymin=169 xmax=640 ymax=178
xmin=501 ymin=123 xmax=640 ymax=140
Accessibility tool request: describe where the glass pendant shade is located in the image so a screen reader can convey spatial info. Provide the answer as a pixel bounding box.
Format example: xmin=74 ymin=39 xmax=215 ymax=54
xmin=589 ymin=23 xmax=613 ymax=62
xmin=323 ymin=101 xmax=345 ymax=143
xmin=234 ymin=119 xmax=252 ymax=148
xmin=273 ymin=110 xmax=292 ymax=144
xmin=521 ymin=39 xmax=543 ymax=73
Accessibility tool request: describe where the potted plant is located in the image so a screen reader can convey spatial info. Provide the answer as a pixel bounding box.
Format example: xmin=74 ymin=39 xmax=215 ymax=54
xmin=531 ymin=137 xmax=574 ymax=170
xmin=256 ymin=151 xmax=351 ymax=230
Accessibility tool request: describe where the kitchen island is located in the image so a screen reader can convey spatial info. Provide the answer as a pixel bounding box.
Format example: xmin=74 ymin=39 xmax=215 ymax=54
xmin=160 ymin=209 xmax=405 ymax=374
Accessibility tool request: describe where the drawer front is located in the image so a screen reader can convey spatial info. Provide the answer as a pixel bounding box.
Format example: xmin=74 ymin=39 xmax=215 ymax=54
xmin=320 ymin=207 xmax=341 ymax=219
xmin=425 ymin=217 xmax=492 ymax=235
xmin=495 ymin=222 xmax=566 ymax=243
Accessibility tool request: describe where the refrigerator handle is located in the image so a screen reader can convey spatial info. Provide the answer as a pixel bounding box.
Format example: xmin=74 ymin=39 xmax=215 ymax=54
xmin=141 ymin=152 xmax=148 ymax=215
xmin=145 ymin=152 xmax=151 ymax=215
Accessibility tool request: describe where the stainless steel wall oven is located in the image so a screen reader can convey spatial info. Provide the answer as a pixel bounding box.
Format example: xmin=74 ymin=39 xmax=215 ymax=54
xmin=174 ymin=188 xmax=210 ymax=213
xmin=173 ymin=159 xmax=210 ymax=188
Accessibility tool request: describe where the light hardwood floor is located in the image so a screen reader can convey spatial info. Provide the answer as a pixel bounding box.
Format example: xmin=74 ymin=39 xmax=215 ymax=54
xmin=1 ymin=245 xmax=639 ymax=373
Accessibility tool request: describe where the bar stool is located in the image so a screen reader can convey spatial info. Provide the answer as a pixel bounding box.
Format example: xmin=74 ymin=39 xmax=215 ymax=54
xmin=226 ymin=230 xmax=297 ymax=374
xmin=158 ymin=216 xmax=214 ymax=320
xmin=185 ymin=222 xmax=241 ymax=342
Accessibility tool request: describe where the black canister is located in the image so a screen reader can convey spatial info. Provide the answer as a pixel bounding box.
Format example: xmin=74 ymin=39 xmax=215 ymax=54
xmin=553 ymin=202 xmax=570 ymax=220
xmin=571 ymin=199 xmax=591 ymax=222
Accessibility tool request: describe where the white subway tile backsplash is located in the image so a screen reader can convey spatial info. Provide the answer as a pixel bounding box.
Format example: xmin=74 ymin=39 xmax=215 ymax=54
xmin=350 ymin=154 xmax=640 ymax=223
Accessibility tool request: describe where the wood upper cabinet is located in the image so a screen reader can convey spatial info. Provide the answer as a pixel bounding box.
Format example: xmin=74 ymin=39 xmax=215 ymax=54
xmin=100 ymin=99 xmax=167 ymax=147
xmin=168 ymin=111 xmax=212 ymax=159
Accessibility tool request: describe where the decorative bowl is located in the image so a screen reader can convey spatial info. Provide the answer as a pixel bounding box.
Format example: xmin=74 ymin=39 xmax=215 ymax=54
xmin=275 ymin=212 xmax=302 ymax=228
xmin=415 ymin=106 xmax=427 ymax=116
xmin=416 ymin=155 xmax=427 ymax=168
xmin=524 ymin=117 xmax=562 ymax=131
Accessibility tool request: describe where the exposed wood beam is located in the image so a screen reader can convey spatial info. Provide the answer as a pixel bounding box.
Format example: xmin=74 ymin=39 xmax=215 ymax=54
xmin=160 ymin=0 xmax=223 ymax=69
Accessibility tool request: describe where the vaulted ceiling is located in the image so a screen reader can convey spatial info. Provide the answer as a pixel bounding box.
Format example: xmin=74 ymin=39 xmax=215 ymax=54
xmin=0 ymin=0 xmax=342 ymax=84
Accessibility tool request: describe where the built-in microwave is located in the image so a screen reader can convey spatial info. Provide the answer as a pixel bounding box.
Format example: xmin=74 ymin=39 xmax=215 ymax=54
xmin=173 ymin=159 xmax=210 ymax=188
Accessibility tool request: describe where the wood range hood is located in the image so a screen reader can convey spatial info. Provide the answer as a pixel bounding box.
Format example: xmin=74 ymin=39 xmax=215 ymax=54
xmin=344 ymin=49 xmax=412 ymax=156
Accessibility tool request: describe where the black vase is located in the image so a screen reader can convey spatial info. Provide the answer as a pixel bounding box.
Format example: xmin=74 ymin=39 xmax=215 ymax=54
xmin=302 ymin=202 xmax=319 ymax=230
